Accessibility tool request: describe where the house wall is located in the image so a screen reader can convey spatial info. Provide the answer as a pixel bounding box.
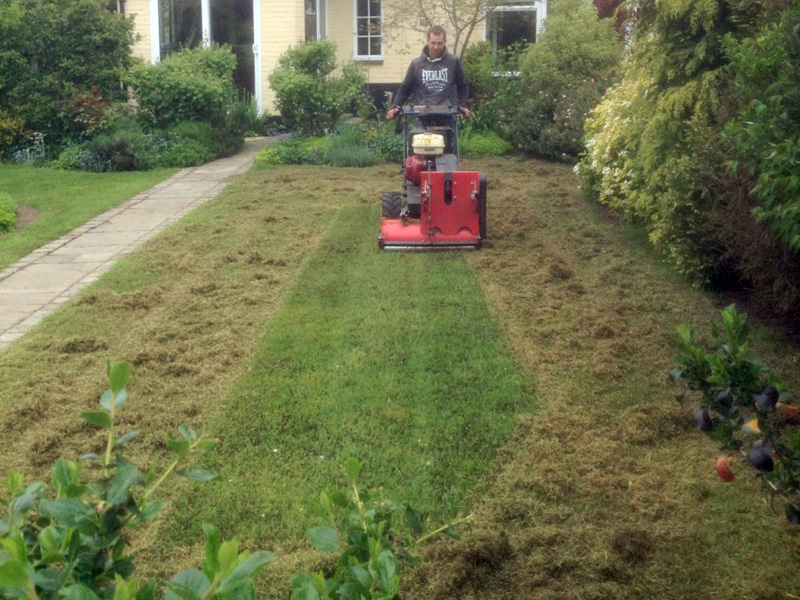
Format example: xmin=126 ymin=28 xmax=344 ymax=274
xmin=124 ymin=1 xmax=522 ymax=114
xmin=128 ymin=0 xmax=153 ymax=63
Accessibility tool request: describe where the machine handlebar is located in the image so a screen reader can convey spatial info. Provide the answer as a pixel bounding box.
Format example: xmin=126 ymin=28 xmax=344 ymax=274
xmin=400 ymin=105 xmax=463 ymax=117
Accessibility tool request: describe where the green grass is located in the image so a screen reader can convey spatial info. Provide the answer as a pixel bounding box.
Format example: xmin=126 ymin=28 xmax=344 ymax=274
xmin=0 ymin=165 xmax=175 ymax=269
xmin=0 ymin=159 xmax=798 ymax=598
xmin=165 ymin=203 xmax=532 ymax=543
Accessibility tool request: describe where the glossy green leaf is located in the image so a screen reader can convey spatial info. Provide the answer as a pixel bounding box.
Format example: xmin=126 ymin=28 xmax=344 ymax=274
xmin=290 ymin=573 xmax=321 ymax=600
xmin=113 ymin=389 xmax=128 ymax=409
xmin=140 ymin=500 xmax=166 ymax=523
xmin=4 ymin=472 xmax=25 ymax=496
xmin=217 ymin=552 xmax=275 ymax=594
xmin=12 ymin=492 xmax=35 ymax=521
xmin=404 ymin=505 xmax=423 ymax=535
xmin=136 ymin=579 xmax=157 ymax=600
xmin=33 ymin=568 xmax=63 ymax=591
xmin=218 ymin=540 xmax=239 ymax=574
xmin=178 ymin=425 xmax=197 ymax=442
xmin=62 ymin=583 xmax=102 ymax=600
xmin=107 ymin=463 xmax=145 ymax=505
xmin=113 ymin=573 xmax=138 ymax=600
xmin=202 ymin=525 xmax=221 ymax=581
xmin=166 ymin=569 xmax=210 ymax=600
xmin=40 ymin=498 xmax=94 ymax=528
xmin=176 ymin=469 xmax=216 ymax=482
xmin=108 ymin=362 xmax=131 ymax=394
xmin=319 ymin=491 xmax=334 ymax=514
xmin=115 ymin=430 xmax=141 ymax=448
xmin=100 ymin=389 xmax=115 ymax=411
xmin=344 ymin=458 xmax=361 ymax=484
xmin=376 ymin=550 xmax=397 ymax=593
xmin=349 ymin=565 xmax=371 ymax=590
xmin=52 ymin=459 xmax=79 ymax=492
xmin=81 ymin=410 xmax=112 ymax=429
xmin=0 ymin=558 xmax=28 ymax=589
xmin=337 ymin=582 xmax=368 ymax=600
xmin=167 ymin=433 xmax=190 ymax=457
xmin=308 ymin=526 xmax=340 ymax=553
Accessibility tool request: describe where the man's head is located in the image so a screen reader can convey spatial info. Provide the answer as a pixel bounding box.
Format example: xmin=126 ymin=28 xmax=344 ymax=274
xmin=426 ymin=25 xmax=446 ymax=59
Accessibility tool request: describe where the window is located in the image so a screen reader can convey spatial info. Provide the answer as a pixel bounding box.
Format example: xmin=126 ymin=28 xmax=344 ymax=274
xmin=306 ymin=0 xmax=327 ymax=41
xmin=158 ymin=0 xmax=202 ymax=57
xmin=487 ymin=1 xmax=537 ymax=51
xmin=355 ymin=0 xmax=382 ymax=60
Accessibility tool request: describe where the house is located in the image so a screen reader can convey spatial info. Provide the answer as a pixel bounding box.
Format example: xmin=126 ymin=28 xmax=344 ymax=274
xmin=125 ymin=0 xmax=547 ymax=113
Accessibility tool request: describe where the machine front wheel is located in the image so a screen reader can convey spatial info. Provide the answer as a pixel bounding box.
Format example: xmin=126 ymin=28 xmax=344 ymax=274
xmin=382 ymin=192 xmax=402 ymax=219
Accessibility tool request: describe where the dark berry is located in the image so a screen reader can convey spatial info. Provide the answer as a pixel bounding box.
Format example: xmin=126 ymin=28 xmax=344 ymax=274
xmin=753 ymin=387 xmax=778 ymax=412
xmin=694 ymin=406 xmax=712 ymax=431
xmin=748 ymin=443 xmax=774 ymax=472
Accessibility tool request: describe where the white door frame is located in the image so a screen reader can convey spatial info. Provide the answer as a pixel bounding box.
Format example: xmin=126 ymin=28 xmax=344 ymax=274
xmin=253 ymin=0 xmax=263 ymax=113
xmin=149 ymin=0 xmax=262 ymax=113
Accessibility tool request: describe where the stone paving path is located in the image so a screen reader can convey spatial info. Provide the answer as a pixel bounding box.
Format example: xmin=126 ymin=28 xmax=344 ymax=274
xmin=0 ymin=137 xmax=273 ymax=351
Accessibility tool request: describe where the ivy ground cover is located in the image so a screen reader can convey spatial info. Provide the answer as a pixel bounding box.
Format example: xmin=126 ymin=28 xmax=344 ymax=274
xmin=0 ymin=160 xmax=798 ymax=598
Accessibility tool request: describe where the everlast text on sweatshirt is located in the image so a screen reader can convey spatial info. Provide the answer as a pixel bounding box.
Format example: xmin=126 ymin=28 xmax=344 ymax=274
xmin=391 ymin=45 xmax=470 ymax=109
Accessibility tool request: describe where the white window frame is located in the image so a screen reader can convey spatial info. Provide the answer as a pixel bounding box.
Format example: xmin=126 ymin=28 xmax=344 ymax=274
xmin=353 ymin=0 xmax=383 ymax=61
xmin=306 ymin=0 xmax=328 ymax=41
xmin=483 ymin=0 xmax=547 ymax=50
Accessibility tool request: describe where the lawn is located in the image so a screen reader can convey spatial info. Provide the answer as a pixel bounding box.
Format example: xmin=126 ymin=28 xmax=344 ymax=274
xmin=0 ymin=158 xmax=798 ymax=599
xmin=0 ymin=165 xmax=176 ymax=270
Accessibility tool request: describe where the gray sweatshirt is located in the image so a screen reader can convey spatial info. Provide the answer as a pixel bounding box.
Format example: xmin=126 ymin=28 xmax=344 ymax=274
xmin=392 ymin=46 xmax=470 ymax=108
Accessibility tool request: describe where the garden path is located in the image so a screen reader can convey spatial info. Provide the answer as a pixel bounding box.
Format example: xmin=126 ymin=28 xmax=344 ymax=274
xmin=0 ymin=136 xmax=274 ymax=351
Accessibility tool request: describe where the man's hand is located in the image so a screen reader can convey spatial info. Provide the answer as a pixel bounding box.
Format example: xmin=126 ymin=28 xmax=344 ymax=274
xmin=386 ymin=107 xmax=400 ymax=120
xmin=459 ymin=107 xmax=472 ymax=119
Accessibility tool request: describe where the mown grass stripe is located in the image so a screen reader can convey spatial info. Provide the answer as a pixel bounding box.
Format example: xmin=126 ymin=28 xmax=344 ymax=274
xmin=164 ymin=202 xmax=534 ymax=544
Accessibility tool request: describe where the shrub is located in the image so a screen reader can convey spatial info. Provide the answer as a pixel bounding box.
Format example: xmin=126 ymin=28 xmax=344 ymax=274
xmin=10 ymin=132 xmax=48 ymax=165
xmin=577 ymin=0 xmax=800 ymax=302
xmin=0 ymin=362 xmax=276 ymax=600
xmin=254 ymin=137 xmax=326 ymax=166
xmin=0 ymin=112 xmax=25 ymax=157
xmin=460 ymin=130 xmax=512 ymax=157
xmin=0 ymin=192 xmax=17 ymax=233
xmin=510 ymin=0 xmax=622 ymax=160
xmin=62 ymin=86 xmax=114 ymax=137
xmin=52 ymin=143 xmax=95 ymax=171
xmin=0 ymin=0 xmax=134 ymax=148
xmin=159 ymin=139 xmax=215 ymax=168
xmin=82 ymin=121 xmax=163 ymax=172
xmin=671 ymin=305 xmax=800 ymax=524
xmin=461 ymin=42 xmax=525 ymax=137
xmin=373 ymin=121 xmax=403 ymax=164
xmin=268 ymin=41 xmax=369 ymax=135
xmin=723 ymin=9 xmax=800 ymax=251
xmin=323 ymin=137 xmax=377 ymax=167
xmin=127 ymin=46 xmax=237 ymax=129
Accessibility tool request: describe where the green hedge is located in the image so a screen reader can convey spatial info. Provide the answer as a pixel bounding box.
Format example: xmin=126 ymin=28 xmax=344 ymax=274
xmin=127 ymin=46 xmax=237 ymax=129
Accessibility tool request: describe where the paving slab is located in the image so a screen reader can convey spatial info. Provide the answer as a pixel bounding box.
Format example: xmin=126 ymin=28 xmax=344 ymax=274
xmin=0 ymin=136 xmax=273 ymax=352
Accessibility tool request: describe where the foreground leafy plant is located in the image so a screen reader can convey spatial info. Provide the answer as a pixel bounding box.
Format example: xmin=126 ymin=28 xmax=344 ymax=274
xmin=671 ymin=305 xmax=800 ymax=523
xmin=0 ymin=362 xmax=272 ymax=600
xmin=293 ymin=458 xmax=470 ymax=600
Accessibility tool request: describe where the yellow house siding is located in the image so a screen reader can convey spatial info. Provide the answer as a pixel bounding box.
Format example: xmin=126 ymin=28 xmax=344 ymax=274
xmin=127 ymin=0 xmax=152 ymax=64
xmin=260 ymin=1 xmax=305 ymax=109
xmin=327 ymin=0 xmax=420 ymax=86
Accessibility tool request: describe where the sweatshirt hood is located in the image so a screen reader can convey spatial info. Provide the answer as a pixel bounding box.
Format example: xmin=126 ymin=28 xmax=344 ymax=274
xmin=422 ymin=44 xmax=449 ymax=62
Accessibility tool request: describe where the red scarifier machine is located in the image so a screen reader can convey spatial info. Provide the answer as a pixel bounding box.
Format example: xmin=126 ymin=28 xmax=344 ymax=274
xmin=379 ymin=105 xmax=486 ymax=250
